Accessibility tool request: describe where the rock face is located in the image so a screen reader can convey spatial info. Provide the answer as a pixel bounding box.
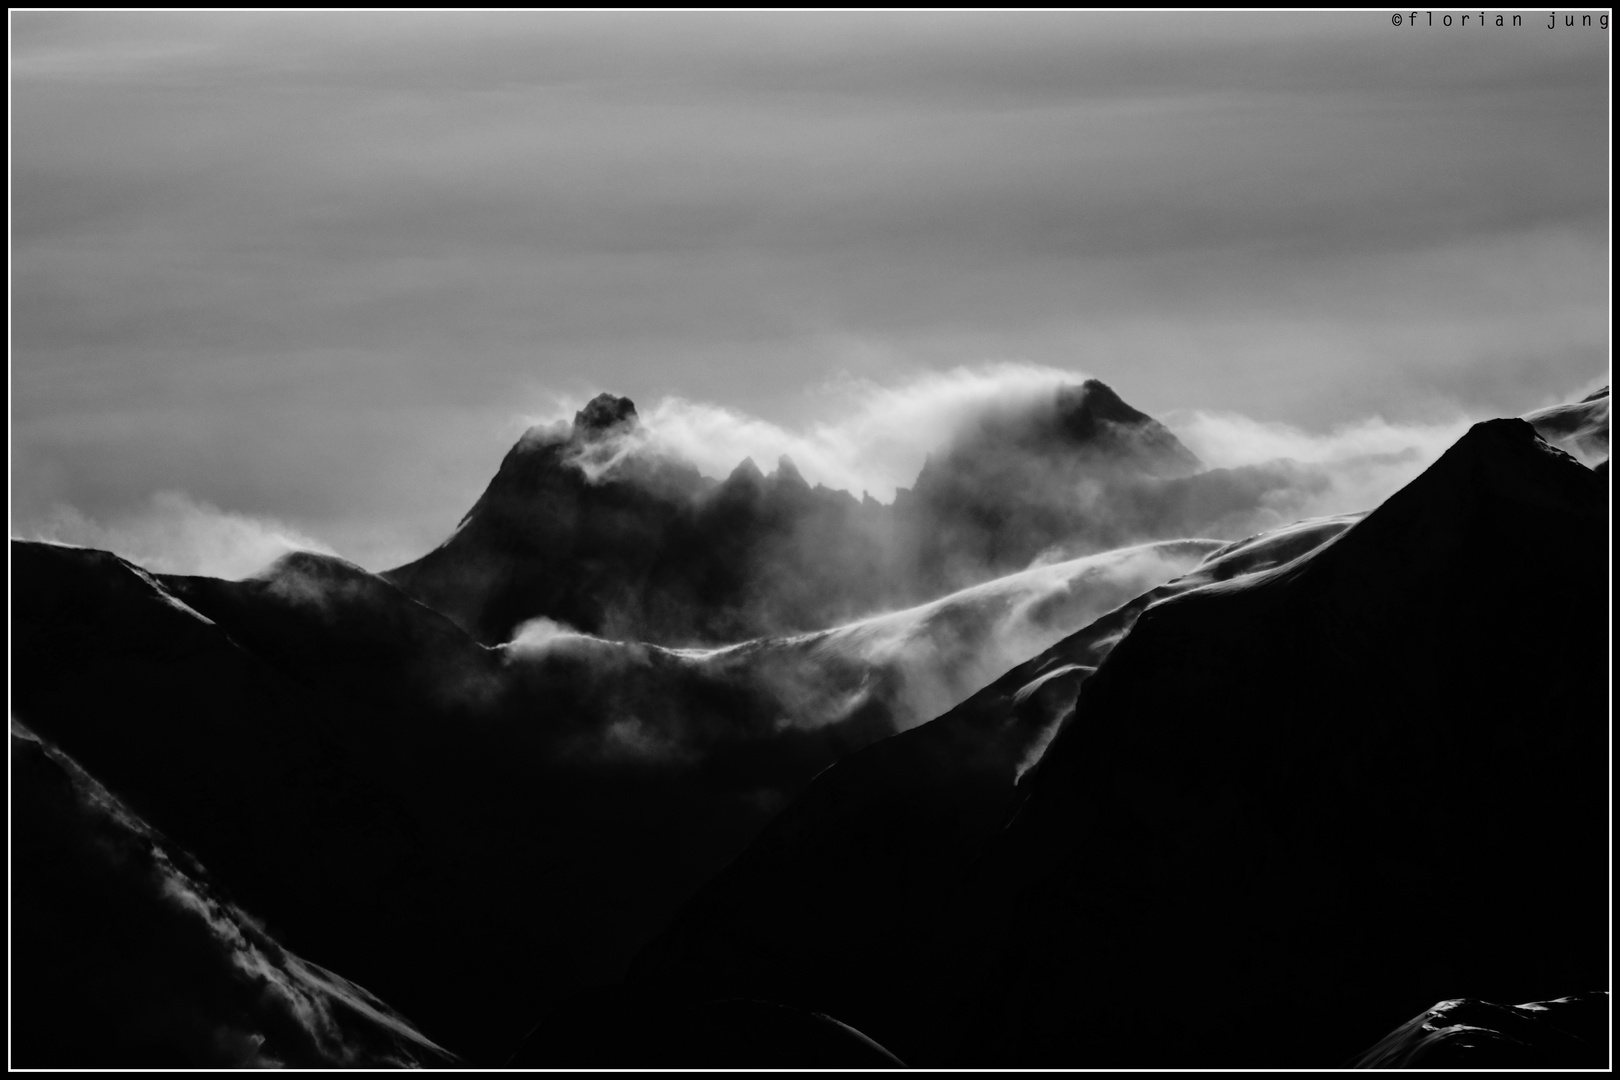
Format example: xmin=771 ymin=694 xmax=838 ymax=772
xmin=1352 ymin=993 xmax=1608 ymax=1068
xmin=932 ymin=420 xmax=1608 ymax=1066
xmin=574 ymin=391 xmax=640 ymax=435
xmin=383 ymin=381 xmax=1219 ymax=646
xmin=383 ymin=393 xmax=891 ymax=645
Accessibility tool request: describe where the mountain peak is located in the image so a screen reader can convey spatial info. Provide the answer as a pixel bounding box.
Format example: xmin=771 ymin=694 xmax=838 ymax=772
xmin=720 ymin=457 xmax=767 ymax=493
xmin=1052 ymin=379 xmax=1157 ymax=442
xmin=773 ymin=455 xmax=808 ymax=487
xmin=1438 ymin=417 xmax=1596 ymax=500
xmin=933 ymin=378 xmax=1201 ymax=479
xmin=573 ymin=393 xmax=639 ymax=438
xmin=1074 ymin=378 xmax=1146 ymax=421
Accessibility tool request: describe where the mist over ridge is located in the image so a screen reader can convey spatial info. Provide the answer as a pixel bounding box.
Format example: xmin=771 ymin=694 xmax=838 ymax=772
xmin=383 ymin=371 xmax=1495 ymax=648
xmin=23 ymin=361 xmax=1592 ymax=586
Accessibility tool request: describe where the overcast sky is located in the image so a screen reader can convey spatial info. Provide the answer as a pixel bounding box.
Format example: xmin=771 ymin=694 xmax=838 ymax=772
xmin=11 ymin=12 xmax=1610 ymax=571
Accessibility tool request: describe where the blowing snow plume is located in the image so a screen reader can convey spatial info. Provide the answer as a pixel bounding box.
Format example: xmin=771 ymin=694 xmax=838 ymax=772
xmin=538 ymin=363 xmax=1118 ymax=501
xmin=390 ymin=370 xmax=1436 ymax=647
xmin=29 ymin=491 xmax=337 ymax=580
xmin=1524 ymin=384 xmax=1609 ymax=467
xmin=499 ymin=536 xmax=1218 ymax=762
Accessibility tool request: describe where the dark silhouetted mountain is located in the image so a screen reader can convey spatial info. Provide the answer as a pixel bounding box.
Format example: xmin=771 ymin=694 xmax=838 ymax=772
xmin=9 ymin=542 xmax=500 ymax=1053
xmin=924 ymin=419 xmax=1607 ymax=1066
xmin=8 ymin=525 xmax=1208 ymax=1064
xmin=1351 ymin=993 xmax=1607 ymax=1068
xmin=10 ymin=725 xmax=456 ymax=1068
xmin=9 ymin=538 xmax=810 ymax=1061
xmin=625 ymin=514 xmax=1358 ymax=1060
xmin=382 ymin=390 xmax=904 ymax=646
xmin=626 ymin=419 xmax=1606 ymax=1068
xmin=382 ymin=394 xmax=715 ymax=645
xmin=384 ymin=382 xmax=1216 ymax=645
xmin=166 ymin=549 xmax=503 ymax=722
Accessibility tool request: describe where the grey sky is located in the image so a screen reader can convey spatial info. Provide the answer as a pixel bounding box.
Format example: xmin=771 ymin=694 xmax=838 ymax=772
xmin=10 ymin=12 xmax=1610 ymax=569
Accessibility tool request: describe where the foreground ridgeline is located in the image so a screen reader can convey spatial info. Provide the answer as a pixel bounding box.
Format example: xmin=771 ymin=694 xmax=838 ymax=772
xmin=1352 ymin=993 xmax=1607 ymax=1068
xmin=10 ymin=382 xmax=1609 ymax=1067
xmin=11 ymin=726 xmax=457 ymax=1068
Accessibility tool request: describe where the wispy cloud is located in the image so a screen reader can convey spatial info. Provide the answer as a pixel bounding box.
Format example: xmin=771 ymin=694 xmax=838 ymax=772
xmin=533 ymin=362 xmax=1489 ymax=532
xmin=1164 ymin=410 xmax=1472 ymax=472
xmin=28 ymin=490 xmax=335 ymax=579
xmin=533 ymin=361 xmax=1090 ymax=500
xmin=11 ymin=14 xmax=1606 ymax=571
xmin=1161 ymin=408 xmax=1476 ymax=529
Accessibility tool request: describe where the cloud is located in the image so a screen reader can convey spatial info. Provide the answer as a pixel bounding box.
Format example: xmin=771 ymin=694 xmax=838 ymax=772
xmin=533 ymin=361 xmax=1091 ymax=501
xmin=495 ymin=537 xmax=1217 ymax=778
xmin=1164 ymin=409 xmax=1472 ymax=470
xmin=1523 ymin=384 xmax=1609 ymax=467
xmin=535 ymin=363 xmax=1500 ymax=530
xmin=806 ymin=538 xmax=1220 ymax=729
xmin=1161 ymin=408 xmax=1476 ymax=525
xmin=27 ymin=490 xmax=336 ymax=579
xmin=529 ymin=369 xmax=1491 ymax=598
xmin=482 ymin=368 xmax=1535 ymax=651
xmin=506 ymin=615 xmax=623 ymax=658
xmin=10 ymin=14 xmax=1605 ymax=568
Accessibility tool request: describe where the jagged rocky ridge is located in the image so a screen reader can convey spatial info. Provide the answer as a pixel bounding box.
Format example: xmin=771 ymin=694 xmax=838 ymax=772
xmin=383 ymin=380 xmax=1325 ymax=646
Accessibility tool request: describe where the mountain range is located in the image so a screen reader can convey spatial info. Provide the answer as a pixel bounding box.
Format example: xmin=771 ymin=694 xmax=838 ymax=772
xmin=10 ymin=378 xmax=1609 ymax=1067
